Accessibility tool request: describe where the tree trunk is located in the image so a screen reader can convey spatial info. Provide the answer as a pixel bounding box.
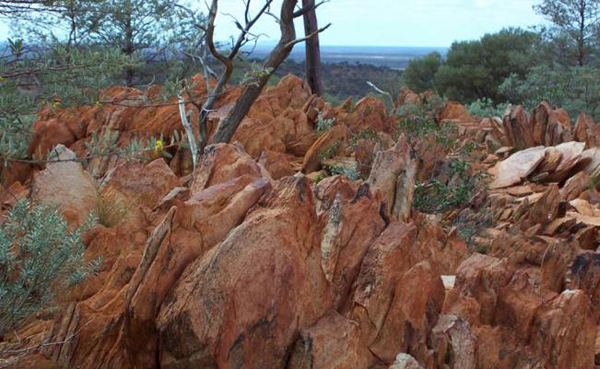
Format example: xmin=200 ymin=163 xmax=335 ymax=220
xmin=302 ymin=0 xmax=324 ymax=96
xmin=578 ymin=2 xmax=586 ymax=66
xmin=124 ymin=1 xmax=135 ymax=86
xmin=213 ymin=0 xmax=299 ymax=144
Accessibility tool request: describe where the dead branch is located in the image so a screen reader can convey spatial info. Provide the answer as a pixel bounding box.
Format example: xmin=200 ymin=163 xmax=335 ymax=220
xmin=177 ymin=94 xmax=199 ymax=169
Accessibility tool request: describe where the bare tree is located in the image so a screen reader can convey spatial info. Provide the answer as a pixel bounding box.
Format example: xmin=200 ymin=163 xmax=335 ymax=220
xmin=212 ymin=0 xmax=330 ymax=144
xmin=178 ymin=0 xmax=329 ymax=169
xmin=302 ymin=0 xmax=325 ymax=96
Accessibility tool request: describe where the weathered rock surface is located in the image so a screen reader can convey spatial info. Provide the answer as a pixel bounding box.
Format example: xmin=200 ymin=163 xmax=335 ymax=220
xmin=157 ymin=176 xmax=333 ymax=368
xmin=31 ymin=145 xmax=99 ymax=226
xmin=5 ymin=81 xmax=600 ymax=369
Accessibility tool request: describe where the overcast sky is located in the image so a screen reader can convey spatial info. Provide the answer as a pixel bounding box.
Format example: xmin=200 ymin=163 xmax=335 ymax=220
xmin=214 ymin=0 xmax=546 ymax=47
xmin=0 ymin=0 xmax=547 ymax=47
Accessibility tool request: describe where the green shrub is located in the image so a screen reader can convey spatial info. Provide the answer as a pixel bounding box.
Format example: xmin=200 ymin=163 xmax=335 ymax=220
xmin=435 ymin=28 xmax=540 ymax=104
xmin=466 ymin=98 xmax=509 ymax=118
xmin=316 ymin=112 xmax=336 ymax=133
xmin=396 ymin=96 xmax=446 ymax=137
xmin=413 ymin=158 xmax=485 ymax=214
xmin=0 ymin=200 xmax=100 ymax=335
xmin=325 ymin=163 xmax=359 ymax=181
xmin=499 ymin=65 xmax=600 ymax=120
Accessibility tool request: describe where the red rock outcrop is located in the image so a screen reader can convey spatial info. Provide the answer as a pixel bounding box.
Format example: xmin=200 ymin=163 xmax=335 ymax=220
xmin=5 ymin=80 xmax=600 ymax=369
xmin=157 ymin=175 xmax=333 ymax=368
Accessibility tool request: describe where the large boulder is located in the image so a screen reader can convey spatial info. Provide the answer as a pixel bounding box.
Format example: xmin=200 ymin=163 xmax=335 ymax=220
xmin=31 ymin=145 xmax=99 ymax=226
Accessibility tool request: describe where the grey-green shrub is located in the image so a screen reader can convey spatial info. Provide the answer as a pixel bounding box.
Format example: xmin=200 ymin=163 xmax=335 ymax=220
xmin=466 ymin=98 xmax=509 ymax=118
xmin=0 ymin=200 xmax=100 ymax=335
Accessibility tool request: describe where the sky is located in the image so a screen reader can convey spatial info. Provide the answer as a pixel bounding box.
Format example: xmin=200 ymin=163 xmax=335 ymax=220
xmin=213 ymin=0 xmax=547 ymax=47
xmin=0 ymin=0 xmax=547 ymax=47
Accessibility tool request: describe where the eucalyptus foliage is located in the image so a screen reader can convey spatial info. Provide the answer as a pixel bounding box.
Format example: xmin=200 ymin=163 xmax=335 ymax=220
xmin=0 ymin=200 xmax=100 ymax=335
xmin=499 ymin=65 xmax=600 ymax=119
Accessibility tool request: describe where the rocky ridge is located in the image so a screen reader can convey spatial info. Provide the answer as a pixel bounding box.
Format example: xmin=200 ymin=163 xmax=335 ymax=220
xmin=1 ymin=75 xmax=600 ymax=368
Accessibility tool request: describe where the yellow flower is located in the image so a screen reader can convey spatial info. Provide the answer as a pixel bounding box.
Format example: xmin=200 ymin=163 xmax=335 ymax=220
xmin=154 ymin=139 xmax=164 ymax=153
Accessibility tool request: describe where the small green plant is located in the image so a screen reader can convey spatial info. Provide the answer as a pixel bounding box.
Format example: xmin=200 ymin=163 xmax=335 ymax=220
xmin=316 ymin=112 xmax=336 ymax=133
xmin=455 ymin=206 xmax=494 ymax=254
xmin=466 ymin=98 xmax=508 ymax=118
xmin=396 ymin=95 xmax=446 ymax=138
xmin=325 ymin=163 xmax=359 ymax=181
xmin=0 ymin=200 xmax=101 ymax=335
xmin=240 ymin=62 xmax=274 ymax=87
xmin=314 ymin=171 xmax=328 ymax=183
xmin=413 ymin=158 xmax=486 ymax=214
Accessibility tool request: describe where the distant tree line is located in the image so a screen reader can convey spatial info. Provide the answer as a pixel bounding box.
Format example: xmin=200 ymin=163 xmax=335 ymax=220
xmin=403 ymin=0 xmax=600 ymax=120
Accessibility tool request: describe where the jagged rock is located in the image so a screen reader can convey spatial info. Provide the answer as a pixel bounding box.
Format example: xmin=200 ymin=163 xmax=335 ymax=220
xmin=439 ymin=102 xmax=469 ymax=121
xmin=345 ymin=96 xmax=390 ymax=133
xmin=191 ymin=143 xmax=265 ymax=194
xmin=319 ymin=183 xmax=386 ymax=309
xmin=257 ymin=150 xmax=296 ymax=180
xmin=287 ymin=311 xmax=375 ymax=369
xmin=569 ymin=252 xmax=600 ymax=320
xmin=100 ymin=158 xmax=178 ymax=207
xmin=349 ymin=222 xmax=419 ymax=343
xmin=543 ymin=141 xmax=586 ymax=182
xmin=355 ymin=132 xmax=394 ymax=178
xmin=430 ymin=315 xmax=476 ymax=369
xmin=397 ymin=87 xmax=422 ymax=106
xmin=368 ymin=261 xmax=444 ymax=365
xmin=561 ymin=171 xmax=591 ymax=201
xmin=529 ymin=184 xmax=560 ymax=224
xmin=157 ymin=176 xmax=334 ymax=368
xmin=573 ymin=113 xmax=592 ymax=143
xmin=502 ymin=105 xmax=533 ymax=149
xmin=536 ymin=146 xmax=562 ymax=173
xmin=367 ymin=136 xmax=416 ymax=221
xmin=582 ymin=147 xmax=600 ymax=179
xmin=302 ymin=124 xmax=352 ymax=173
xmin=530 ymin=290 xmax=595 ymax=369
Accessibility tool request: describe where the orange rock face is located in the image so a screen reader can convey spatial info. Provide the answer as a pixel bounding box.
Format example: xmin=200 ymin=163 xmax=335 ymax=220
xmin=157 ymin=176 xmax=334 ymax=368
xmin=6 ymin=80 xmax=600 ymax=369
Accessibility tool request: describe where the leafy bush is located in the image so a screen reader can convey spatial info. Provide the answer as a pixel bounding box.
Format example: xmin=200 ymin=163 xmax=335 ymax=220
xmin=466 ymin=98 xmax=509 ymax=118
xmin=1 ymin=41 xmax=129 ymax=163
xmin=435 ymin=28 xmax=540 ymax=104
xmin=0 ymin=200 xmax=100 ymax=335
